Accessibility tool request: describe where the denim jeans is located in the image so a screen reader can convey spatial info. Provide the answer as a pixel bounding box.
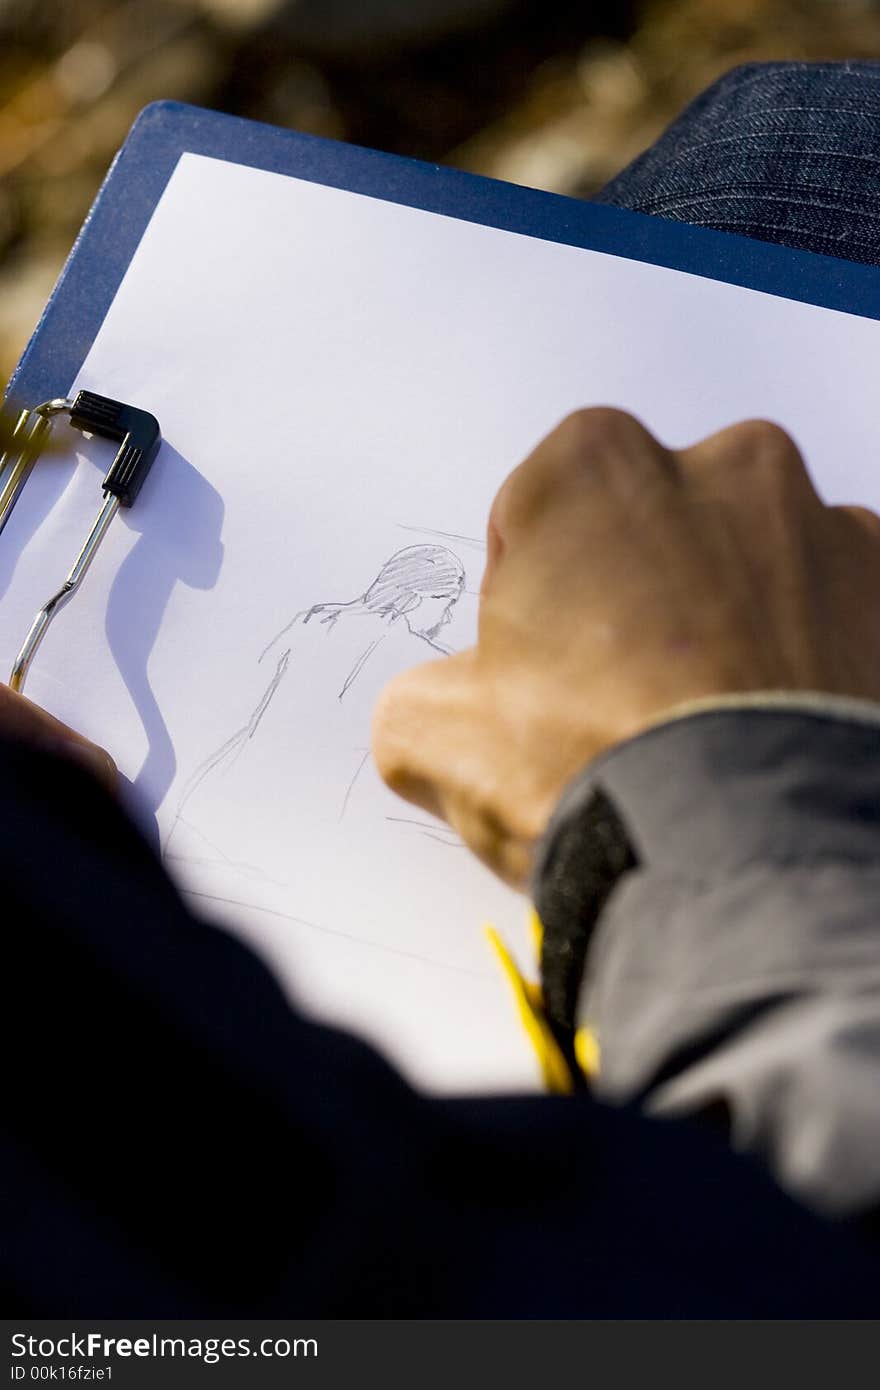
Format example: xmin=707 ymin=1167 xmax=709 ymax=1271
xmin=596 ymin=61 xmax=880 ymax=268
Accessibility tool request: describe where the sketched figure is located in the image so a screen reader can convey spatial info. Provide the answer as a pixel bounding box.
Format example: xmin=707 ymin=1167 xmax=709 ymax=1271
xmin=166 ymin=544 xmax=466 ymax=875
xmin=263 ymin=543 xmax=466 ymax=695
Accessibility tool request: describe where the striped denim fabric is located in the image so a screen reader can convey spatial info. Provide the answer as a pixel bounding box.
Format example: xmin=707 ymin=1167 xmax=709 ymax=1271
xmin=596 ymin=60 xmax=880 ymax=268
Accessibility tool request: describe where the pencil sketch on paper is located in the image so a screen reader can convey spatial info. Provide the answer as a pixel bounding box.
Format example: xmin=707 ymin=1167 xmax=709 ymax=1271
xmin=262 ymin=541 xmax=467 ymax=686
xmin=164 ymin=543 xmax=468 ymax=876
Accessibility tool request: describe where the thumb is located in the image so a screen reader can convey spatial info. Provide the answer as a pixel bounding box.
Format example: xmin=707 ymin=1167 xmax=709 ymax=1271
xmin=372 ymin=650 xmax=535 ymax=886
xmin=372 ymin=648 xmax=482 ymax=819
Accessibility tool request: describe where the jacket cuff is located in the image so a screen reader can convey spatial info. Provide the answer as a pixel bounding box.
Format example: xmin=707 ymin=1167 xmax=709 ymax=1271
xmin=531 ymin=700 xmax=880 ymax=1039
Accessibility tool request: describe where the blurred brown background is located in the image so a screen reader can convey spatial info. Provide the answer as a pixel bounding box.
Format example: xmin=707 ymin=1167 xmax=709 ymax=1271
xmin=2 ymin=0 xmax=880 ymax=382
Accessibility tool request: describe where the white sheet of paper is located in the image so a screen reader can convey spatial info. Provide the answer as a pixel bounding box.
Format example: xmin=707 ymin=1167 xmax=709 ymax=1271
xmin=3 ymin=151 xmax=880 ymax=1092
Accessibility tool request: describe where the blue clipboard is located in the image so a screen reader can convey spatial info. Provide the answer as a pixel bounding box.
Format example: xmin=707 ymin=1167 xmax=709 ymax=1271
xmin=7 ymin=97 xmax=880 ymax=417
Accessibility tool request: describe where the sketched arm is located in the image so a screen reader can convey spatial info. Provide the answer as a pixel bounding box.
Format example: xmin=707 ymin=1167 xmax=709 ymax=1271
xmin=338 ymin=636 xmax=385 ymax=700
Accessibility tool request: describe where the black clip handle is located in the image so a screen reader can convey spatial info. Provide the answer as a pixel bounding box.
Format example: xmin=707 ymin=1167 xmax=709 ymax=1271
xmin=69 ymin=389 xmax=161 ymax=506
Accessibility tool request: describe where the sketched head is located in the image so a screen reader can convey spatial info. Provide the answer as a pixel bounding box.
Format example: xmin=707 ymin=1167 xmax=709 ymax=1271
xmin=362 ymin=545 xmax=465 ymax=639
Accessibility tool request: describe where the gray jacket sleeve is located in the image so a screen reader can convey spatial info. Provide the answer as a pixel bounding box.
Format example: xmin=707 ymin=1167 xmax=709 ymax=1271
xmin=532 ymin=702 xmax=880 ymax=1220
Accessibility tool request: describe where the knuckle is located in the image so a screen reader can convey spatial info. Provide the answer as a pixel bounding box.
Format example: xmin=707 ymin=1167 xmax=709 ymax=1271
xmin=830 ymin=505 xmax=880 ymax=573
xmin=550 ymin=407 xmax=661 ymax=495
xmin=556 ymin=405 xmax=645 ymax=454
xmin=556 ymin=407 xmax=670 ymax=507
xmin=729 ymin=419 xmax=814 ymax=500
xmin=496 ymin=408 xmax=662 ymax=540
xmin=835 ymin=503 xmax=880 ymax=532
xmin=735 ymin=418 xmax=803 ymax=470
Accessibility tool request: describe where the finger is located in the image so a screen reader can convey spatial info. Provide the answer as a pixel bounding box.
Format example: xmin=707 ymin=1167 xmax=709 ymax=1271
xmin=372 ymin=653 xmax=476 ymax=821
xmin=479 ymin=509 xmax=505 ymax=602
xmin=827 ymin=504 xmax=880 ymax=592
xmin=678 ymin=418 xmax=821 ymax=505
xmin=483 ymin=408 xmax=674 ymax=597
xmin=373 ymin=653 xmax=540 ymax=888
xmin=831 ymin=503 xmax=880 ymax=537
xmin=0 ymin=683 xmax=117 ymax=791
xmin=441 ymin=792 xmax=534 ymax=889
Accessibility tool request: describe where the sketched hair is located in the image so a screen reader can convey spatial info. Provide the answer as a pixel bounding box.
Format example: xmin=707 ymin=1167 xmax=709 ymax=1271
xmin=265 ymin=544 xmax=467 ymax=655
xmin=360 ymin=545 xmax=464 ymax=617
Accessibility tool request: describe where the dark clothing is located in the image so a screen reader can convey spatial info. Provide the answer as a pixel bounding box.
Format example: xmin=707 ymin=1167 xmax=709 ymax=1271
xmin=3 ymin=708 xmax=880 ymax=1316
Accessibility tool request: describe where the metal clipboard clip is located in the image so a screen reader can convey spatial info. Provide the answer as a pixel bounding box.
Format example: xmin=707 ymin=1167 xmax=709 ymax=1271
xmin=0 ymin=389 xmax=161 ymax=694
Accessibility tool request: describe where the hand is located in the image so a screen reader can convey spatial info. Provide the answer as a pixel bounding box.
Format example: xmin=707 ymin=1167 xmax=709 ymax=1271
xmin=372 ymin=408 xmax=880 ymax=886
xmin=0 ymin=682 xmax=116 ymax=790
